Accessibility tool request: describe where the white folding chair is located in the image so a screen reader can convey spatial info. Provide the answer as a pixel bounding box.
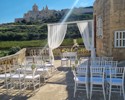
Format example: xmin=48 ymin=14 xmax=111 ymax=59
xmin=106 ymin=67 xmax=125 ymax=100
xmin=90 ymin=67 xmax=106 ymax=100
xmin=10 ymin=64 xmax=25 ymax=94
xmin=61 ymin=52 xmax=69 ymax=67
xmin=24 ymin=66 xmax=40 ymax=91
xmin=73 ymin=66 xmax=89 ymax=99
xmin=0 ymin=65 xmax=11 ymax=93
xmin=69 ymin=52 xmax=77 ymax=67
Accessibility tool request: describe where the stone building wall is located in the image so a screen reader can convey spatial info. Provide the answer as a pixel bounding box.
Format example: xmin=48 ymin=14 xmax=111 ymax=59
xmin=94 ymin=0 xmax=125 ymax=61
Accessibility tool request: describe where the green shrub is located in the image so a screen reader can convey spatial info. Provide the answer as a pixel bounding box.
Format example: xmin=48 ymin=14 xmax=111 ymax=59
xmin=8 ymin=46 xmax=21 ymax=55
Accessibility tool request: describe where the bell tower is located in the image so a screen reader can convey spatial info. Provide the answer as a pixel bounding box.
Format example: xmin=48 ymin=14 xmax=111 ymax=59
xmin=32 ymin=4 xmax=38 ymax=11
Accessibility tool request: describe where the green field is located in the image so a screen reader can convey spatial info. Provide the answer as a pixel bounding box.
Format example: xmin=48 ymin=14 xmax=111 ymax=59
xmin=0 ymin=38 xmax=83 ymax=49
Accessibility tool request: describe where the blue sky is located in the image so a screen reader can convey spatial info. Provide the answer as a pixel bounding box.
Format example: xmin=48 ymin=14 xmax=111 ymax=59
xmin=0 ymin=0 xmax=95 ymax=24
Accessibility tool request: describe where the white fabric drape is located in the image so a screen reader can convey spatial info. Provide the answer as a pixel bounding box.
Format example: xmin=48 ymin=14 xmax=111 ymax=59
xmin=77 ymin=22 xmax=91 ymax=50
xmin=48 ymin=24 xmax=67 ymax=63
xmin=77 ymin=22 xmax=96 ymax=58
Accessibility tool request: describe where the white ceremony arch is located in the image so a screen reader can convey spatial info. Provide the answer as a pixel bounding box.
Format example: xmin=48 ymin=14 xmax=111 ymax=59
xmin=47 ymin=20 xmax=95 ymax=63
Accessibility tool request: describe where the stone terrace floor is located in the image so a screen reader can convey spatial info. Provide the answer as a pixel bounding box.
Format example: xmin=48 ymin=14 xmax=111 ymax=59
xmin=0 ymin=60 xmax=124 ymax=100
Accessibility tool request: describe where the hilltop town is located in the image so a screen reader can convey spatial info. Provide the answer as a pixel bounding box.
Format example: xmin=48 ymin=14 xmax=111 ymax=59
xmin=15 ymin=4 xmax=93 ymax=23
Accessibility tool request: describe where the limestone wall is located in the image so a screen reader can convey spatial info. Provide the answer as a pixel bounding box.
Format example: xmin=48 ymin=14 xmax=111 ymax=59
xmin=94 ymin=0 xmax=125 ymax=61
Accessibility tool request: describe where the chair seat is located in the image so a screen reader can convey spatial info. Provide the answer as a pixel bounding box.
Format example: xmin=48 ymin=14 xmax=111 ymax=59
xmin=37 ymin=68 xmax=49 ymax=71
xmin=91 ymin=77 xmax=103 ymax=84
xmin=11 ymin=74 xmax=24 ymax=79
xmin=0 ymin=73 xmax=11 ymax=79
xmin=106 ymin=78 xmax=122 ymax=85
xmin=77 ymin=70 xmax=86 ymax=74
xmin=61 ymin=58 xmax=68 ymax=61
xmin=45 ymin=63 xmax=53 ymax=67
xmin=74 ymin=76 xmax=86 ymax=83
xmin=25 ymin=74 xmax=40 ymax=79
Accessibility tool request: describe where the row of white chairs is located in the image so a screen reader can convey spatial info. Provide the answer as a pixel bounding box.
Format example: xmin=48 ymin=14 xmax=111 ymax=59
xmin=90 ymin=57 xmax=113 ymax=61
xmin=25 ymin=56 xmax=56 ymax=73
xmin=61 ymin=52 xmax=90 ymax=68
xmin=91 ymin=61 xmax=118 ymax=68
xmin=0 ymin=56 xmax=56 ymax=94
xmin=61 ymin=52 xmax=77 ymax=67
xmin=73 ymin=66 xmax=125 ymax=100
xmin=0 ymin=64 xmax=47 ymax=94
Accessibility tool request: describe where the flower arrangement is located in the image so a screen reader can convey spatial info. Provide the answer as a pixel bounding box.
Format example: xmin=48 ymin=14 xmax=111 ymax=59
xmin=75 ymin=59 xmax=78 ymax=65
xmin=31 ymin=63 xmax=36 ymax=70
xmin=72 ymin=64 xmax=75 ymax=70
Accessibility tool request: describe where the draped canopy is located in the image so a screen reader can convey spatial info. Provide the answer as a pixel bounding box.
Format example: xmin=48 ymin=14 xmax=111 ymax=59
xmin=47 ymin=20 xmax=95 ymax=63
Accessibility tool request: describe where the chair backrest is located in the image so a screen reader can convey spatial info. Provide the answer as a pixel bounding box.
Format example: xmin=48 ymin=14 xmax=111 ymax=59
xmin=91 ymin=61 xmax=101 ymax=67
xmin=62 ymin=52 xmax=77 ymax=59
xmin=90 ymin=67 xmax=105 ymax=80
xmin=73 ymin=66 xmax=88 ymax=82
xmin=79 ymin=59 xmax=88 ymax=68
xmin=24 ymin=64 xmax=37 ymax=78
xmin=34 ymin=56 xmax=42 ymax=64
xmin=109 ymin=67 xmax=125 ymax=84
xmin=102 ymin=57 xmax=113 ymax=61
xmin=76 ymin=66 xmax=88 ymax=77
xmin=79 ymin=57 xmax=89 ymax=64
xmin=100 ymin=61 xmax=106 ymax=67
xmin=69 ymin=52 xmax=77 ymax=60
xmin=62 ymin=52 xmax=68 ymax=58
xmin=90 ymin=57 xmax=101 ymax=62
xmin=105 ymin=61 xmax=118 ymax=67
xmin=25 ymin=56 xmax=34 ymax=64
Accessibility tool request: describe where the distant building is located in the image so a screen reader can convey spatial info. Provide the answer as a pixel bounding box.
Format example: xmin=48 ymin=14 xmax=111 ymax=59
xmin=15 ymin=4 xmax=54 ymax=22
xmin=15 ymin=4 xmax=93 ymax=23
xmin=94 ymin=0 xmax=125 ymax=61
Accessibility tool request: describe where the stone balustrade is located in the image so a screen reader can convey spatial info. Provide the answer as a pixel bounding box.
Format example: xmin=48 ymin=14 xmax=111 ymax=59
xmin=26 ymin=46 xmax=91 ymax=59
xmin=0 ymin=47 xmax=90 ymax=73
xmin=0 ymin=48 xmax=26 ymax=73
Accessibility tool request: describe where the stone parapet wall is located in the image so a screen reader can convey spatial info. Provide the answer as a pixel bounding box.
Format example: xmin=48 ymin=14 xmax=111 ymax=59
xmin=26 ymin=46 xmax=91 ymax=59
xmin=0 ymin=48 xmax=26 ymax=73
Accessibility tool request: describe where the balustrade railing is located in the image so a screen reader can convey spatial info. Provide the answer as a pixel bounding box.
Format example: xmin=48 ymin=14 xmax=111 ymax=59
xmin=26 ymin=46 xmax=91 ymax=59
xmin=0 ymin=46 xmax=90 ymax=72
xmin=0 ymin=48 xmax=26 ymax=73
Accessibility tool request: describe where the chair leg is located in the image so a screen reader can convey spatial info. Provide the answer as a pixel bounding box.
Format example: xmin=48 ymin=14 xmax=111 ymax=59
xmin=90 ymin=84 xmax=93 ymax=100
xmin=122 ymin=86 xmax=125 ymax=100
xmin=74 ymin=82 xmax=77 ymax=97
xmin=67 ymin=60 xmax=68 ymax=67
xmin=120 ymin=86 xmax=122 ymax=96
xmin=61 ymin=61 xmax=63 ymax=67
xmin=108 ymin=85 xmax=112 ymax=100
xmin=102 ymin=85 xmax=106 ymax=100
xmin=33 ymin=80 xmax=35 ymax=91
xmin=39 ymin=77 xmax=40 ymax=88
xmin=86 ymin=84 xmax=89 ymax=99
